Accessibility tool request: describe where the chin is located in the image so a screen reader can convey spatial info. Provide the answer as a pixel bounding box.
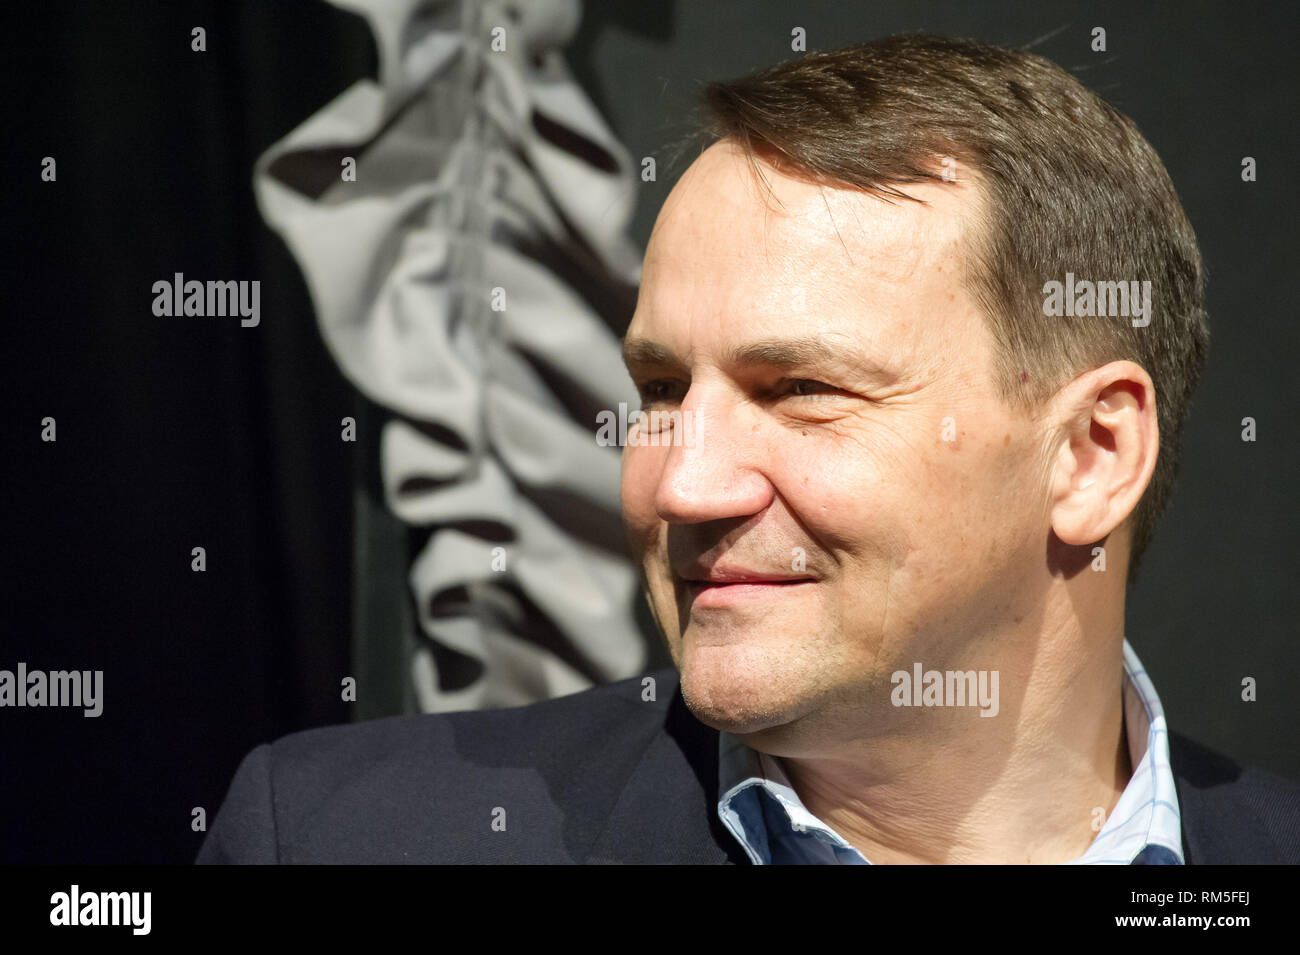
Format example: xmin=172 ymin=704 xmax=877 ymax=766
xmin=676 ymin=643 xmax=810 ymax=736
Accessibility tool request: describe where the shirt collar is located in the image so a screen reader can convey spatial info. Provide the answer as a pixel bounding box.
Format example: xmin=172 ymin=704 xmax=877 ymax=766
xmin=716 ymin=637 xmax=1184 ymax=864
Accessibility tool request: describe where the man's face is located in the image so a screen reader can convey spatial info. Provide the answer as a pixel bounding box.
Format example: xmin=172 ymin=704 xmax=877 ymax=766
xmin=621 ymin=140 xmax=1051 ymax=752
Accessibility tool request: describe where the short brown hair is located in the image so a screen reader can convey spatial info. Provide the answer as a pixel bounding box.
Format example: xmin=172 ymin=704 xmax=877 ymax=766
xmin=685 ymin=33 xmax=1209 ymax=585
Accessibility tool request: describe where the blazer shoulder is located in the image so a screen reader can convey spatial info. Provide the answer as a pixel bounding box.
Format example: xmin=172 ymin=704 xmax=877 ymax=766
xmin=268 ymin=666 xmax=675 ymax=768
xmin=1168 ymin=730 xmax=1300 ymax=864
xmin=197 ymin=668 xmax=679 ymax=864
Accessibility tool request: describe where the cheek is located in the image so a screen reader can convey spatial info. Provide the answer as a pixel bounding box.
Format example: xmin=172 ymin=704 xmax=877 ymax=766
xmin=767 ymin=419 xmax=936 ymax=542
xmin=620 ymin=445 xmax=664 ymax=550
xmin=911 ymin=430 xmax=1042 ymax=576
xmin=771 ymin=417 xmax=1020 ymax=580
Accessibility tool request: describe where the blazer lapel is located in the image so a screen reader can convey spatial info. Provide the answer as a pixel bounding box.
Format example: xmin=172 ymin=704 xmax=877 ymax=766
xmin=585 ymin=680 xmax=748 ymax=864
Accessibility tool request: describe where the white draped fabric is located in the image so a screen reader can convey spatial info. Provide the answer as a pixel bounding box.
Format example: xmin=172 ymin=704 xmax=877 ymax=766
xmin=254 ymin=0 xmax=650 ymax=711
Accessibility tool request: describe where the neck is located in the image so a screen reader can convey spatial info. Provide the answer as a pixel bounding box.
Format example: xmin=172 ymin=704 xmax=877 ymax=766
xmin=764 ymin=616 xmax=1132 ymax=864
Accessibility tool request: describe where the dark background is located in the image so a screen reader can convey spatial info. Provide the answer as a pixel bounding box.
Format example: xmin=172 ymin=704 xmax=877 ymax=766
xmin=2 ymin=0 xmax=1296 ymax=864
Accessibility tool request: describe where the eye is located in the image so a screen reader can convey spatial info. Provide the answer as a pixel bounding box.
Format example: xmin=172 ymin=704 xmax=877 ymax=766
xmin=781 ymin=378 xmax=839 ymax=397
xmin=636 ymin=379 xmax=685 ymax=406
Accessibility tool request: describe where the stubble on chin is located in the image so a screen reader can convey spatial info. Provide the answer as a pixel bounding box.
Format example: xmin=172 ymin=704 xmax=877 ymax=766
xmin=676 ymin=643 xmax=821 ymax=737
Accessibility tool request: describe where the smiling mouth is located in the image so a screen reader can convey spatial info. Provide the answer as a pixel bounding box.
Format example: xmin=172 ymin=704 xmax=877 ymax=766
xmin=684 ymin=578 xmax=815 ymax=606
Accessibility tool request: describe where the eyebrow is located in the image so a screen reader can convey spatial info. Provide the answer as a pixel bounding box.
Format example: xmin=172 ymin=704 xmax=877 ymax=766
xmin=724 ymin=337 xmax=855 ymax=369
xmin=621 ymin=335 xmax=895 ymax=380
xmin=621 ymin=337 xmax=678 ymax=369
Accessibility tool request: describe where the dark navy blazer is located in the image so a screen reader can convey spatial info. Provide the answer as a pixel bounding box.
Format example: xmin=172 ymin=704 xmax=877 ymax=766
xmin=196 ymin=668 xmax=1300 ymax=864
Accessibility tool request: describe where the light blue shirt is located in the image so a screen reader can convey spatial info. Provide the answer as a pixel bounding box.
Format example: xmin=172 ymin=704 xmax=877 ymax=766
xmin=717 ymin=638 xmax=1184 ymax=864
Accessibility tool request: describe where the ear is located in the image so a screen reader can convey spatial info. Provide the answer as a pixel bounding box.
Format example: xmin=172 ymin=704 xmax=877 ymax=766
xmin=1047 ymin=361 xmax=1159 ymax=548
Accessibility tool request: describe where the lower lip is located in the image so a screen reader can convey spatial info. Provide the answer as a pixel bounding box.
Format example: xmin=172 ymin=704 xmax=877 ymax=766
xmin=686 ymin=580 xmax=814 ymax=608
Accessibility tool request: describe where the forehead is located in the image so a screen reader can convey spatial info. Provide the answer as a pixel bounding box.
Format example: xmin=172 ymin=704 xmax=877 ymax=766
xmin=631 ymin=139 xmax=984 ymax=368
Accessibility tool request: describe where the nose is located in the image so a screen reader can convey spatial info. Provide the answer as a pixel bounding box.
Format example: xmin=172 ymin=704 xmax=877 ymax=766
xmin=651 ymin=384 xmax=774 ymax=525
